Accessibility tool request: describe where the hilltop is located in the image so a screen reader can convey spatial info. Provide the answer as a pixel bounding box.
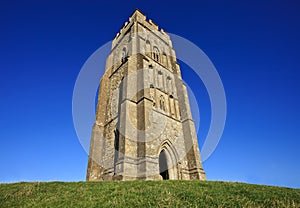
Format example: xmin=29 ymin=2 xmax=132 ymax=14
xmin=0 ymin=180 xmax=299 ymax=207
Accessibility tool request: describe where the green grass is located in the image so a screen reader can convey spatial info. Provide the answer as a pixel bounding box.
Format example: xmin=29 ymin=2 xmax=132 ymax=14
xmin=0 ymin=181 xmax=299 ymax=207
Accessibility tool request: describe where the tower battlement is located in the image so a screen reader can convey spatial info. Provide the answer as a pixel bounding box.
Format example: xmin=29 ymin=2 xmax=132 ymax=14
xmin=112 ymin=9 xmax=170 ymax=49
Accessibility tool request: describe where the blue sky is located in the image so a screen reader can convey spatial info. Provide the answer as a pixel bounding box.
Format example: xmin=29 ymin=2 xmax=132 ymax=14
xmin=1 ymin=1 xmax=300 ymax=188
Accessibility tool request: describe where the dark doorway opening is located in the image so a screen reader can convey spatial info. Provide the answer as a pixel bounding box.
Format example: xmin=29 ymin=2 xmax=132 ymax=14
xmin=159 ymin=150 xmax=169 ymax=180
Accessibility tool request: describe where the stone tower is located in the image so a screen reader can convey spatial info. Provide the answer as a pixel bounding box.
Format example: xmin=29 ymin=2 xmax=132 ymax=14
xmin=86 ymin=9 xmax=206 ymax=181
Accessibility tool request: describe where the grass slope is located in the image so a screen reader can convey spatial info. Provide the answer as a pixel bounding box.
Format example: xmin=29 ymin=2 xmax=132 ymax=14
xmin=0 ymin=181 xmax=299 ymax=207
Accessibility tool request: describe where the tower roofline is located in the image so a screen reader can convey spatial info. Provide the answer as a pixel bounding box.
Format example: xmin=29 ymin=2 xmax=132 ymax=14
xmin=129 ymin=9 xmax=159 ymax=29
xmin=129 ymin=9 xmax=146 ymax=19
xmin=113 ymin=9 xmax=170 ymax=46
xmin=129 ymin=8 xmax=147 ymax=23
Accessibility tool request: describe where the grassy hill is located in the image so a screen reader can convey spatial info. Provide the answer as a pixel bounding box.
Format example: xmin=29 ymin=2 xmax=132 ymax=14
xmin=0 ymin=180 xmax=299 ymax=207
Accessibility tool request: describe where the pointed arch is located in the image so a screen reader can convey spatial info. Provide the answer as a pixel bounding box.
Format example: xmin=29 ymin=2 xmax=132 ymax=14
xmin=153 ymin=46 xmax=160 ymax=62
xmin=145 ymin=40 xmax=151 ymax=57
xmin=157 ymin=140 xmax=179 ymax=180
xmin=162 ymin=52 xmax=167 ymax=66
xmin=159 ymin=95 xmax=165 ymax=111
xmin=121 ymin=47 xmax=127 ymax=62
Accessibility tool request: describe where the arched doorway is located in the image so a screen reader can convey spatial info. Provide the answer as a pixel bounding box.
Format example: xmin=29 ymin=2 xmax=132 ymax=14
xmin=158 ymin=141 xmax=179 ymax=180
xmin=159 ymin=150 xmax=169 ymax=180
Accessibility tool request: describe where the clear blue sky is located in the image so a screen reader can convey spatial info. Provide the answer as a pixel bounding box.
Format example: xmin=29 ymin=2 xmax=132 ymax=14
xmin=1 ymin=1 xmax=299 ymax=188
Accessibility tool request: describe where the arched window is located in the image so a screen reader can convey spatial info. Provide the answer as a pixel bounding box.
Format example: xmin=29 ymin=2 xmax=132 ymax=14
xmin=160 ymin=95 xmax=165 ymax=111
xmin=145 ymin=40 xmax=151 ymax=56
xmin=167 ymin=76 xmax=172 ymax=94
xmin=158 ymin=71 xmax=163 ymax=90
xmin=153 ymin=47 xmax=160 ymax=62
xmin=121 ymin=47 xmax=127 ymax=62
xmin=162 ymin=53 xmax=167 ymax=66
xmin=169 ymin=94 xmax=175 ymax=116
